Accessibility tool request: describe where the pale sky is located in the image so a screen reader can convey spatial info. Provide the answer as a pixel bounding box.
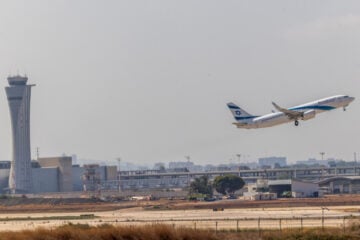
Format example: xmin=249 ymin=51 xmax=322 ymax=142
xmin=0 ymin=1 xmax=359 ymax=166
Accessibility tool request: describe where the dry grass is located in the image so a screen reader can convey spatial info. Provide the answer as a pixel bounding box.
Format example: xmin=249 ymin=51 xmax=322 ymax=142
xmin=0 ymin=223 xmax=360 ymax=240
xmin=0 ymin=223 xmax=218 ymax=240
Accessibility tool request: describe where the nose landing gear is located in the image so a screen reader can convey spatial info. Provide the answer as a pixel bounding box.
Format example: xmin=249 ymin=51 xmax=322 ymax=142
xmin=295 ymin=120 xmax=299 ymax=126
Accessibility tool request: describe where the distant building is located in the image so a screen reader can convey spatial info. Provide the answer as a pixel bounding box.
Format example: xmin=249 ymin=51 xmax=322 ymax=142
xmin=318 ymin=176 xmax=360 ymax=194
xmin=296 ymin=158 xmax=329 ymax=166
xmin=32 ymin=167 xmax=59 ymax=193
xmin=6 ymin=75 xmax=35 ymax=193
xmin=268 ymin=179 xmax=319 ymax=198
xmin=168 ymin=161 xmax=203 ymax=172
xmin=72 ymin=164 xmax=118 ymax=191
xmin=258 ymin=157 xmax=287 ymax=168
xmin=38 ymin=156 xmax=73 ymax=192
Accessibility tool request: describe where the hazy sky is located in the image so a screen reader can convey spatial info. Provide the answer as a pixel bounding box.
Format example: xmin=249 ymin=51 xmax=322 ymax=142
xmin=0 ymin=1 xmax=359 ymax=166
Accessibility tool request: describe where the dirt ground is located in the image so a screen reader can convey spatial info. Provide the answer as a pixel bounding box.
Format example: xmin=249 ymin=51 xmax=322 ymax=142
xmin=1 ymin=194 xmax=360 ymax=213
xmin=0 ymin=195 xmax=359 ymax=231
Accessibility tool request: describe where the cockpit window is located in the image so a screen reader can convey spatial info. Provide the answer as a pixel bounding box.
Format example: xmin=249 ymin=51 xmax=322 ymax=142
xmin=344 ymin=95 xmax=349 ymax=98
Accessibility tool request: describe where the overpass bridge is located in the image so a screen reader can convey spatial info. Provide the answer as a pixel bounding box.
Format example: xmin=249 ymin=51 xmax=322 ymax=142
xmin=101 ymin=166 xmax=360 ymax=190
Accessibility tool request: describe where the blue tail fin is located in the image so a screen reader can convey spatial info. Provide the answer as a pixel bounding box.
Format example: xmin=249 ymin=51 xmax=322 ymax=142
xmin=227 ymin=102 xmax=257 ymax=122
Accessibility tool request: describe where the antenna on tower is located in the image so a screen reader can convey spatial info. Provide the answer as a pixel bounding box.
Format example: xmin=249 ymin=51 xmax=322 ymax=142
xmin=36 ymin=147 xmax=40 ymax=160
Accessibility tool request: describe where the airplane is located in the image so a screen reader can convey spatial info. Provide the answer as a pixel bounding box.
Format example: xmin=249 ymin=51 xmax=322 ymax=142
xmin=227 ymin=95 xmax=355 ymax=129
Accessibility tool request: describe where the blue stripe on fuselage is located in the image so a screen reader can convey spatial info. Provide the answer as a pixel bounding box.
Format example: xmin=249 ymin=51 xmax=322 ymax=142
xmin=289 ymin=105 xmax=336 ymax=111
xmin=235 ymin=116 xmax=258 ymax=120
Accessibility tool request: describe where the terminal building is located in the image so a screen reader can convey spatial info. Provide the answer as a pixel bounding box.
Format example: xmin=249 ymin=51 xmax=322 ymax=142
xmin=318 ymin=176 xmax=360 ymax=194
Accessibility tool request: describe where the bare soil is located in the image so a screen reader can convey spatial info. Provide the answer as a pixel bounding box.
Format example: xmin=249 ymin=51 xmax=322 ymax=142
xmin=0 ymin=194 xmax=360 ymax=213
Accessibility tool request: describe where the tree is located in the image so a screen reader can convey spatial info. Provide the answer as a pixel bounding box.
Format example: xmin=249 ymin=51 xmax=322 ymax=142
xmin=153 ymin=162 xmax=166 ymax=172
xmin=189 ymin=175 xmax=213 ymax=197
xmin=213 ymin=175 xmax=245 ymax=195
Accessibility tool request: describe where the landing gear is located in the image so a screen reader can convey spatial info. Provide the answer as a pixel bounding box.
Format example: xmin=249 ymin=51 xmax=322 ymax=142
xmin=294 ymin=120 xmax=299 ymax=126
xmin=343 ymin=107 xmax=347 ymax=111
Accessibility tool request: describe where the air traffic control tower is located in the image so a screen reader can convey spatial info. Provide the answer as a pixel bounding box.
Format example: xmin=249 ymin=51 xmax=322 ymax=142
xmin=6 ymin=75 xmax=35 ymax=193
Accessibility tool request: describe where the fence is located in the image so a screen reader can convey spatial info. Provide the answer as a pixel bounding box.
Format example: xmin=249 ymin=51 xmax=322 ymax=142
xmin=1 ymin=215 xmax=359 ymax=233
xmin=108 ymin=216 xmax=360 ymax=232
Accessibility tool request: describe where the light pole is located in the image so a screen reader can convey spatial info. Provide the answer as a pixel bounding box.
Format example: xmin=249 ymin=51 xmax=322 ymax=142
xmin=185 ymin=156 xmax=191 ymax=187
xmin=355 ymin=152 xmax=358 ymax=176
xmin=320 ymin=152 xmax=325 ymax=178
xmin=236 ymin=154 xmax=242 ymax=177
xmin=117 ymin=158 xmax=121 ymax=192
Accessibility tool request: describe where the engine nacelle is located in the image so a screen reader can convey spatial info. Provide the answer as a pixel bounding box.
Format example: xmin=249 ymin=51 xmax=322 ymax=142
xmin=302 ymin=110 xmax=316 ymax=121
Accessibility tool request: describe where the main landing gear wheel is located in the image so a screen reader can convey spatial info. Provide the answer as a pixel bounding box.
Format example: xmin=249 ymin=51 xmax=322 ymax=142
xmin=295 ymin=120 xmax=299 ymax=126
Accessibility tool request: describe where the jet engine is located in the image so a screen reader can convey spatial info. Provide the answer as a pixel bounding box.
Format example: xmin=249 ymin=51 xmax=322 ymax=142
xmin=302 ymin=110 xmax=316 ymax=121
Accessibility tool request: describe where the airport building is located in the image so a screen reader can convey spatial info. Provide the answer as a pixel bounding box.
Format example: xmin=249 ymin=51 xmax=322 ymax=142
xmin=38 ymin=157 xmax=73 ymax=192
xmin=5 ymin=75 xmax=35 ymax=193
xmin=318 ymin=176 xmax=360 ymax=194
xmin=0 ymin=157 xmax=118 ymax=194
xmin=268 ymin=179 xmax=319 ymax=198
xmin=258 ymin=157 xmax=287 ymax=168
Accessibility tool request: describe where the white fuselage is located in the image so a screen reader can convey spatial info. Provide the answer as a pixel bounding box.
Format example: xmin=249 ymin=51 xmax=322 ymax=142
xmin=239 ymin=95 xmax=355 ymax=129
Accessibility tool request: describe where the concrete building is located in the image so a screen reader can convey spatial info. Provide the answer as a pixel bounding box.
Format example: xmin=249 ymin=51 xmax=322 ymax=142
xmin=268 ymin=179 xmax=319 ymax=197
xmin=38 ymin=157 xmax=73 ymax=192
xmin=72 ymin=164 xmax=118 ymax=191
xmin=6 ymin=75 xmax=35 ymax=193
xmin=259 ymin=157 xmax=287 ymax=168
xmin=32 ymin=167 xmax=59 ymax=193
xmin=318 ymin=176 xmax=360 ymax=194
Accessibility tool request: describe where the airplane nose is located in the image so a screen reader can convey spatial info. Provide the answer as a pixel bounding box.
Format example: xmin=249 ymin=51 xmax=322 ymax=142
xmin=350 ymin=97 xmax=355 ymax=102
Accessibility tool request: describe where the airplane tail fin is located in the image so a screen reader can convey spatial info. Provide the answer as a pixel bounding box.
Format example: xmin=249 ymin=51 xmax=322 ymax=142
xmin=227 ymin=102 xmax=256 ymax=122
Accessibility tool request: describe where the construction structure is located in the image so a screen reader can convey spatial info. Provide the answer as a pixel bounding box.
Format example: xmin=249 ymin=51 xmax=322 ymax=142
xmin=82 ymin=164 xmax=102 ymax=192
xmin=5 ymin=75 xmax=35 ymax=193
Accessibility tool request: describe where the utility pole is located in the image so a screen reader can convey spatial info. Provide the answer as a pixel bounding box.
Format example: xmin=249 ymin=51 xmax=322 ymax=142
xmin=36 ymin=147 xmax=40 ymax=160
xmin=185 ymin=156 xmax=191 ymax=187
xmin=236 ymin=154 xmax=242 ymax=177
xmin=236 ymin=154 xmax=241 ymax=165
xmin=117 ymin=158 xmax=121 ymax=192
xmin=320 ymin=152 xmax=325 ymax=179
xmin=354 ymin=152 xmax=357 ymax=164
xmin=354 ymin=152 xmax=358 ymax=175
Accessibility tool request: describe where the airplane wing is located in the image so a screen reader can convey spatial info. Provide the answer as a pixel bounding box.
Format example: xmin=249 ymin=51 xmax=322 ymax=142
xmin=272 ymin=102 xmax=303 ymax=119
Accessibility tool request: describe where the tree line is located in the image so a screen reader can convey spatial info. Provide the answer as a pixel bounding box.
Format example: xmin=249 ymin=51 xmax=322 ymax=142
xmin=188 ymin=174 xmax=245 ymax=199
